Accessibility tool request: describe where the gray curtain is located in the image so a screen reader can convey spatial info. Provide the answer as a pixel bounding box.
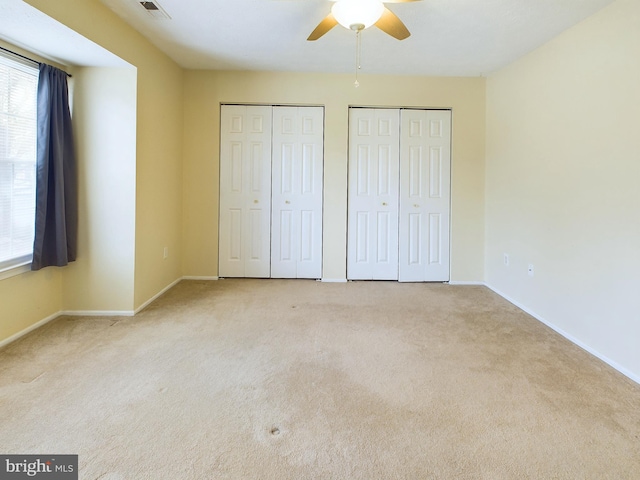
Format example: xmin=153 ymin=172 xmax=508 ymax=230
xmin=31 ymin=64 xmax=77 ymax=271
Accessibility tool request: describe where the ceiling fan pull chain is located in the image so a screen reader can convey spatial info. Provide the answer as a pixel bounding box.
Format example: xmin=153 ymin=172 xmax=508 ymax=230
xmin=354 ymin=29 xmax=361 ymax=87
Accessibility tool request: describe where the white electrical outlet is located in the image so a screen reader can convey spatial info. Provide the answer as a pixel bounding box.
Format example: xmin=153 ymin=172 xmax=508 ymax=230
xmin=163 ymin=247 xmax=169 ymax=259
xmin=504 ymin=253 xmax=510 ymax=266
xmin=528 ymin=264 xmax=534 ymax=276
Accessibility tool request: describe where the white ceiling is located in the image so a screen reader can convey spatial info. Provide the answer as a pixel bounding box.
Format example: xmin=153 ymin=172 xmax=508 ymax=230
xmin=99 ymin=0 xmax=615 ymax=76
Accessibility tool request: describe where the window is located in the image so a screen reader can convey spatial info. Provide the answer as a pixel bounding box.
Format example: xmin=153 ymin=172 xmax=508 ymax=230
xmin=0 ymin=53 xmax=38 ymax=271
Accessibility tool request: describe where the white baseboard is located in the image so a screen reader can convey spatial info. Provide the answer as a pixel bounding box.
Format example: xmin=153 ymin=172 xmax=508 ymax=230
xmin=134 ymin=277 xmax=182 ymax=314
xmin=60 ymin=310 xmax=135 ymax=317
xmin=1 ymin=277 xmax=184 ymax=349
xmin=0 ymin=311 xmax=61 ymax=350
xmin=321 ymin=278 xmax=348 ymax=283
xmin=447 ymin=281 xmax=486 ymax=286
xmin=182 ymin=276 xmax=219 ymax=281
xmin=485 ymin=283 xmax=640 ymax=385
xmin=60 ymin=278 xmax=187 ymax=317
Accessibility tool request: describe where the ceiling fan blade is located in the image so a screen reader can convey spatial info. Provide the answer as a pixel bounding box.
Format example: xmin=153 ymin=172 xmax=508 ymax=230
xmin=307 ymin=13 xmax=339 ymax=41
xmin=375 ymin=7 xmax=411 ymax=40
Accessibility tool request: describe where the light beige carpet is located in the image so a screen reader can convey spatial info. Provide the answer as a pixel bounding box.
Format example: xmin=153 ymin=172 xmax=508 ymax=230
xmin=1 ymin=279 xmax=639 ymax=479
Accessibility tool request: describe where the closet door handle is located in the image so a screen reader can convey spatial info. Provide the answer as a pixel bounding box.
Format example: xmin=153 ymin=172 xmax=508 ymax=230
xmin=285 ymin=200 xmax=291 ymax=204
xmin=414 ymin=204 xmax=420 ymax=208
xmin=253 ymin=199 xmax=259 ymax=204
xmin=382 ymin=202 xmax=388 ymax=206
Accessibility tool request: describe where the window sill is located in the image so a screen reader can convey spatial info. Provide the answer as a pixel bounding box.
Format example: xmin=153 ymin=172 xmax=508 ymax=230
xmin=0 ymin=262 xmax=32 ymax=281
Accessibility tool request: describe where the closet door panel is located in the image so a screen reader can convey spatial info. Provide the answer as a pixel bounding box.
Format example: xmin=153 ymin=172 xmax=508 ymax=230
xmin=271 ymin=106 xmax=324 ymax=279
xmin=347 ymin=108 xmax=400 ymax=280
xmin=399 ymin=109 xmax=451 ymax=282
xmin=219 ymin=105 xmax=272 ymax=277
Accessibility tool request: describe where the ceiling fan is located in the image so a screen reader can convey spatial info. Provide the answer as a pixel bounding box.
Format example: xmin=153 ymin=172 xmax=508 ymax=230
xmin=307 ymin=0 xmax=422 ymax=41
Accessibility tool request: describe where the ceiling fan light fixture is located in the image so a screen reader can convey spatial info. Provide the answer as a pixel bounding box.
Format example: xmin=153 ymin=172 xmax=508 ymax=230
xmin=331 ymin=0 xmax=385 ymax=31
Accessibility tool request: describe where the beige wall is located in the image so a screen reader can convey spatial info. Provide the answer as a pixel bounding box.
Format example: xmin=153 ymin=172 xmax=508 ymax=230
xmin=485 ymin=0 xmax=640 ymax=380
xmin=0 ymin=269 xmax=62 ymax=343
xmin=0 ymin=0 xmax=184 ymax=343
xmin=183 ymin=72 xmax=486 ymax=281
xmin=62 ymin=66 xmax=137 ymax=313
xmin=132 ymin=56 xmax=183 ymax=308
xmin=24 ymin=0 xmax=184 ymax=311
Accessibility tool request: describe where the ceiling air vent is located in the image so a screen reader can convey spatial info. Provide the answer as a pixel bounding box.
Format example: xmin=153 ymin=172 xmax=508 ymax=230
xmin=138 ymin=1 xmax=171 ymax=19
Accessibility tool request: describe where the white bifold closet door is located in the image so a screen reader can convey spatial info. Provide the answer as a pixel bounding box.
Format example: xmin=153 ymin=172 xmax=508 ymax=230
xmin=271 ymin=106 xmax=324 ymax=279
xmin=347 ymin=108 xmax=400 ymax=280
xmin=399 ymin=109 xmax=451 ymax=282
xmin=347 ymin=108 xmax=451 ymax=282
xmin=219 ymin=105 xmax=323 ymax=279
xmin=219 ymin=105 xmax=272 ymax=278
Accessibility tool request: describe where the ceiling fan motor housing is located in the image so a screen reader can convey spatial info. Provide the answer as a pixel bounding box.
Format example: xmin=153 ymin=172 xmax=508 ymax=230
xmin=331 ymin=0 xmax=385 ymax=30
